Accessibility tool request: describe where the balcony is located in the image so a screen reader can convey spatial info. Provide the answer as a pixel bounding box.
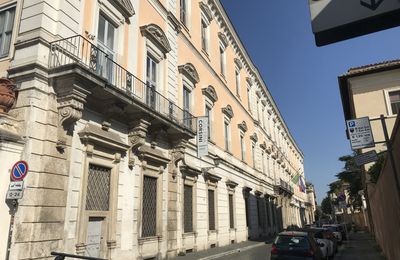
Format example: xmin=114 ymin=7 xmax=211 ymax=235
xmin=274 ymin=178 xmax=294 ymax=197
xmin=48 ymin=35 xmax=196 ymax=136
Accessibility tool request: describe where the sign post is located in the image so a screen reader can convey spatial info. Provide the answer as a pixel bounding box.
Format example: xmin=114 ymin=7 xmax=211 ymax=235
xmin=354 ymin=150 xmax=378 ymax=166
xmin=197 ymin=116 xmax=208 ymax=157
xmin=346 ymin=117 xmax=375 ymax=150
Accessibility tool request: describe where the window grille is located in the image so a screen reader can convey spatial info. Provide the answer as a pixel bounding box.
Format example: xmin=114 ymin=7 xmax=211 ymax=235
xmin=208 ymin=190 xmax=215 ymax=230
xmin=257 ymin=198 xmax=264 ymax=227
xmin=184 ymin=185 xmax=193 ymax=232
xmin=86 ymin=164 xmax=111 ymax=211
xmin=245 ymin=197 xmax=249 ymax=227
xmin=229 ymin=194 xmax=234 ymax=229
xmin=266 ymin=199 xmax=271 ymax=227
xmin=142 ymin=176 xmax=157 ymax=237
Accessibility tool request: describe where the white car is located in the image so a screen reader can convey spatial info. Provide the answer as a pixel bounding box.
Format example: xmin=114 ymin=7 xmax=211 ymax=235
xmin=323 ymin=224 xmax=343 ymax=244
xmin=316 ymin=239 xmax=329 ymax=260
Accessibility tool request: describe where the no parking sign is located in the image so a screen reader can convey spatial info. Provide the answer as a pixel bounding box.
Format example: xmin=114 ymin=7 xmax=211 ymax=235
xmin=10 ymin=161 xmax=29 ymax=181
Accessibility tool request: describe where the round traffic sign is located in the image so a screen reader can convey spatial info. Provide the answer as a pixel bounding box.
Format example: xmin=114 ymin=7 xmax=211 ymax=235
xmin=10 ymin=161 xmax=29 ymax=181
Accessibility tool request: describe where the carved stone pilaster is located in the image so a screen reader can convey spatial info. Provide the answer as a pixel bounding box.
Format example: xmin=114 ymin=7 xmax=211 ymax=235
xmin=56 ymin=84 xmax=90 ymax=150
xmin=128 ymin=119 xmax=151 ymax=167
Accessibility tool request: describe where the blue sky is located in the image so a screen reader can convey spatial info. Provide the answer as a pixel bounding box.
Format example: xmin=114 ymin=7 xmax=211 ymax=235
xmin=220 ymin=0 xmax=400 ymax=203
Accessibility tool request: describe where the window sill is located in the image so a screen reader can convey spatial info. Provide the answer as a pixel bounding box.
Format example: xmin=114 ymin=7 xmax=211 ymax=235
xmin=220 ymin=73 xmax=227 ymax=82
xmin=138 ymin=235 xmax=163 ymax=244
xmin=236 ymin=94 xmax=241 ymax=100
xmin=181 ymin=23 xmax=191 ymax=37
xmin=208 ymin=230 xmax=218 ymax=235
xmin=201 ymin=49 xmax=210 ymax=61
xmin=182 ymin=232 xmax=197 ymax=238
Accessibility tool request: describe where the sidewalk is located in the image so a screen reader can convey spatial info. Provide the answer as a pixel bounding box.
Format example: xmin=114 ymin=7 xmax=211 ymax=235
xmin=336 ymin=231 xmax=386 ymax=260
xmin=168 ymin=237 xmax=273 ymax=260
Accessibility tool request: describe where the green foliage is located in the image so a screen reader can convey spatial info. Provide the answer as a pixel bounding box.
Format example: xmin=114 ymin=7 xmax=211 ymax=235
xmin=367 ymin=152 xmax=386 ymax=184
xmin=321 ymin=197 xmax=332 ymax=215
xmin=334 ymin=154 xmax=363 ymax=210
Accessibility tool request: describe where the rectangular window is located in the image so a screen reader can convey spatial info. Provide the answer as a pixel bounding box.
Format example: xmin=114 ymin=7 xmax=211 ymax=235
xmin=224 ymin=120 xmax=230 ymax=151
xmin=183 ymin=86 xmax=191 ymax=127
xmin=184 ymin=185 xmax=193 ymax=233
xmin=219 ymin=46 xmax=225 ymax=76
xmin=235 ymin=69 xmax=240 ymax=96
xmin=240 ymin=132 xmax=245 ymax=161
xmin=0 ymin=7 xmax=15 ymax=58
xmin=86 ymin=164 xmax=111 ymax=211
xmin=146 ymin=54 xmax=158 ymax=109
xmin=252 ymin=142 xmax=256 ymax=168
xmin=247 ymin=86 xmax=251 ymax=112
xmin=228 ymin=194 xmax=234 ymax=229
xmin=201 ymin=19 xmax=208 ymax=52
xmin=262 ymin=151 xmax=266 ymax=174
xmin=205 ymin=105 xmax=212 ymax=140
xmin=142 ymin=176 xmax=157 ymax=237
xmin=257 ymin=198 xmax=262 ymax=227
xmin=389 ymin=90 xmax=400 ymax=115
xmin=180 ymin=0 xmax=187 ymax=26
xmin=208 ymin=189 xmax=215 ymax=230
xmin=266 ymin=200 xmax=271 ymax=227
xmin=97 ymin=14 xmax=116 ymax=81
xmin=245 ymin=197 xmax=249 ymax=227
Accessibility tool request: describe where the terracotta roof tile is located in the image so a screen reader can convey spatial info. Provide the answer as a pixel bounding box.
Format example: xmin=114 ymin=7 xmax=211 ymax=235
xmin=341 ymin=59 xmax=400 ymax=77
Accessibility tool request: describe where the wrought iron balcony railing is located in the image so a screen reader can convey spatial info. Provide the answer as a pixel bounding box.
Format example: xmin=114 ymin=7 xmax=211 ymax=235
xmin=49 ymin=35 xmax=196 ymax=132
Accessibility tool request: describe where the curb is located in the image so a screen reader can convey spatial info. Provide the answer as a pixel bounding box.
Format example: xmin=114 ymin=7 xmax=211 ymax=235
xmin=197 ymin=242 xmax=266 ymax=260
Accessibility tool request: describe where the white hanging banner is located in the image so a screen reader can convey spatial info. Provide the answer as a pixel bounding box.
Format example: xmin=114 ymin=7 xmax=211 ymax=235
xmin=197 ymin=116 xmax=208 ymax=157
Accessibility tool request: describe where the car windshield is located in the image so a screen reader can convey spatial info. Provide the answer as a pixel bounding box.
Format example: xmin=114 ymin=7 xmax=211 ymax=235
xmin=325 ymin=226 xmax=339 ymax=232
xmin=275 ymin=235 xmax=310 ymax=249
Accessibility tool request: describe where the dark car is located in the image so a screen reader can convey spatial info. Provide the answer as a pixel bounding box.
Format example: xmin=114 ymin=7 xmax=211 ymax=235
xmin=270 ymin=231 xmax=324 ymax=260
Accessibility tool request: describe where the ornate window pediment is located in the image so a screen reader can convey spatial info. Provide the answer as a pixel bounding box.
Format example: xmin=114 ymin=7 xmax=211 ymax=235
xmin=202 ymin=85 xmax=218 ymax=103
xmin=221 ymin=105 xmax=234 ymax=119
xmin=199 ymin=2 xmax=213 ymax=23
xmin=246 ymin=77 xmax=253 ymax=86
xmin=226 ymin=180 xmax=238 ymax=189
xmin=140 ymin=24 xmax=171 ymax=54
xmin=260 ymin=141 xmax=267 ymax=150
xmin=218 ymin=32 xmax=229 ymax=47
xmin=234 ymin=58 xmax=243 ymax=70
xmin=250 ymin=132 xmax=258 ymax=142
xmin=178 ymin=63 xmax=200 ymax=84
xmin=203 ymin=171 xmax=222 ymax=183
xmin=238 ymin=121 xmax=248 ymax=132
xmin=261 ymin=99 xmax=267 ymax=106
xmin=109 ymin=0 xmax=135 ymax=19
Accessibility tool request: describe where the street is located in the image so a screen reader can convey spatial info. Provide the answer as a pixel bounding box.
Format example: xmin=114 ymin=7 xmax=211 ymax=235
xmin=213 ymin=231 xmax=385 ymax=260
xmin=216 ymin=244 xmax=271 ymax=260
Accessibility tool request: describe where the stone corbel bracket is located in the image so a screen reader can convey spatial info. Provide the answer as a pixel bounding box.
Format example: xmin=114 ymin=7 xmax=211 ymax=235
xmin=56 ymin=84 xmax=91 ymax=150
xmin=169 ymin=139 xmax=187 ymax=179
xmin=128 ymin=119 xmax=151 ymax=168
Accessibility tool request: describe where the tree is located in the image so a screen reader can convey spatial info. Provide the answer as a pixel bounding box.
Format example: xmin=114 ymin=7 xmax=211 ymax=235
xmin=335 ymin=154 xmax=363 ymax=210
xmin=321 ymin=197 xmax=332 ymax=215
xmin=368 ymin=152 xmax=386 ymax=183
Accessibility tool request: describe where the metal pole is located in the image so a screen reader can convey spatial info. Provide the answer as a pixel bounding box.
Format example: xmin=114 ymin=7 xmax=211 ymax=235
xmin=380 ymin=114 xmax=400 ymax=205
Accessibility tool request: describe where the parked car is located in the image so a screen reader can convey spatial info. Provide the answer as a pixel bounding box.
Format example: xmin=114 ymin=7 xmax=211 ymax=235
xmin=321 ymin=229 xmax=338 ymax=253
xmin=270 ymin=231 xmax=324 ymax=260
xmin=322 ymin=224 xmax=343 ymax=244
xmin=301 ymin=228 xmax=335 ymax=259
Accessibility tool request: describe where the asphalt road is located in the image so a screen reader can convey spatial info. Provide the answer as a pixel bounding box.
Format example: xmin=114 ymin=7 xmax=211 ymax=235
xmin=217 ymin=244 xmax=272 ymax=260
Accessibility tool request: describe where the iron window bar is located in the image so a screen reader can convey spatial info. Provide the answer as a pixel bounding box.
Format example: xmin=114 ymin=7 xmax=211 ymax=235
xmin=51 ymin=252 xmax=106 ymax=260
xmin=48 ymin=35 xmax=196 ymax=132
